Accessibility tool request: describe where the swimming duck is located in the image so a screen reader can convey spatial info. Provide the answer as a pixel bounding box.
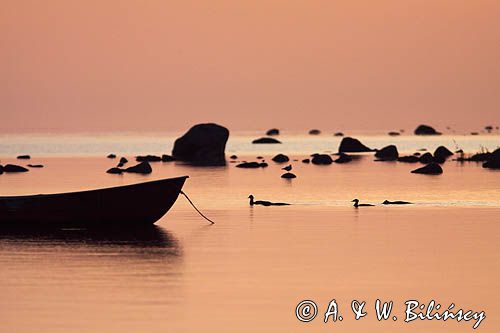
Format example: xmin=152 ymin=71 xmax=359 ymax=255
xmin=281 ymin=164 xmax=292 ymax=172
xmin=351 ymin=199 xmax=375 ymax=207
xmin=382 ymin=200 xmax=413 ymax=205
xmin=248 ymin=195 xmax=290 ymax=206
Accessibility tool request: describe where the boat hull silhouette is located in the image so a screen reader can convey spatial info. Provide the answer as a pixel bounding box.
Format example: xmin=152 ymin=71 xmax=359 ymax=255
xmin=0 ymin=176 xmax=188 ymax=227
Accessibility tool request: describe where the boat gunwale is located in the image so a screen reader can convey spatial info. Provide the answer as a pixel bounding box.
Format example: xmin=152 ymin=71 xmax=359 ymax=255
xmin=0 ymin=176 xmax=189 ymax=200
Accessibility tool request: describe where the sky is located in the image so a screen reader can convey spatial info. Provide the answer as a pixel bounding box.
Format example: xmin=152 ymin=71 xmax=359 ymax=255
xmin=1 ymin=0 xmax=499 ymax=133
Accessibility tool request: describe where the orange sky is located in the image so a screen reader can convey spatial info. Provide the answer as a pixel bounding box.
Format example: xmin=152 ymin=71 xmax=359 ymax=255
xmin=1 ymin=0 xmax=499 ymax=133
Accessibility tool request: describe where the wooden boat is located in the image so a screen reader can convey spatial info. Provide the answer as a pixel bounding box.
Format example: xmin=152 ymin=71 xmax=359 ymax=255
xmin=0 ymin=176 xmax=188 ymax=227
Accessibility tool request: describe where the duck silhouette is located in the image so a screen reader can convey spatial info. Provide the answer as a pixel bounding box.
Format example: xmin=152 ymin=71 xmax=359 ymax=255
xmin=281 ymin=164 xmax=292 ymax=172
xmin=248 ymin=195 xmax=290 ymax=206
xmin=351 ymin=199 xmax=375 ymax=207
xmin=382 ymin=200 xmax=413 ymax=205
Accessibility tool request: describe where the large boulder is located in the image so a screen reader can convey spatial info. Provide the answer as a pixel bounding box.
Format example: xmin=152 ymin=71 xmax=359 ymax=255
xmin=311 ymin=154 xmax=333 ymax=165
xmin=414 ymin=124 xmax=441 ymax=135
xmin=338 ymin=137 xmax=373 ymax=153
xmin=411 ymin=163 xmax=443 ymax=175
xmin=375 ymin=145 xmax=399 ymax=161
xmin=434 ymin=146 xmax=453 ymax=162
xmin=483 ymin=148 xmax=500 ymax=169
xmin=266 ymin=128 xmax=280 ymax=136
xmin=172 ymin=123 xmax=229 ymax=166
xmin=252 ymin=137 xmax=281 ymax=144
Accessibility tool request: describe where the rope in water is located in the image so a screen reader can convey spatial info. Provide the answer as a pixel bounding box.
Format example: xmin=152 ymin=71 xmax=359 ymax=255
xmin=180 ymin=191 xmax=215 ymax=224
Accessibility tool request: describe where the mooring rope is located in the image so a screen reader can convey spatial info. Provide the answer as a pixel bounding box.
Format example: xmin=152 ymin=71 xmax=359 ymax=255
xmin=180 ymin=191 xmax=215 ymax=224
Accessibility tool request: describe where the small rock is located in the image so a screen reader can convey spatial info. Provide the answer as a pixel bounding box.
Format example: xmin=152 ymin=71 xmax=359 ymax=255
xmin=311 ymin=154 xmax=333 ymax=165
xmin=334 ymin=153 xmax=352 ymax=163
xmin=338 ymin=137 xmax=373 ymax=153
xmin=419 ymin=152 xmax=435 ymax=164
xmin=136 ymin=155 xmax=162 ymax=162
xmin=411 ymin=163 xmax=443 ymax=175
xmin=483 ymin=148 xmax=500 ymax=169
xmin=259 ymin=162 xmax=269 ymax=168
xmin=236 ymin=162 xmax=261 ymax=168
xmin=414 ymin=124 xmax=441 ymax=135
xmin=302 ymin=158 xmax=310 ymax=164
xmin=309 ymin=129 xmax=321 ymax=135
xmin=3 ymin=164 xmax=29 ymax=173
xmin=272 ymin=154 xmax=289 ymax=163
xmin=27 ymin=164 xmax=44 ymax=168
xmin=375 ymin=145 xmax=399 ymax=161
xmin=397 ymin=156 xmax=420 ymax=163
xmin=252 ymin=137 xmax=282 ymax=144
xmin=119 ymin=157 xmax=128 ymax=164
xmin=266 ymin=128 xmax=280 ymax=136
xmin=125 ymin=162 xmax=152 ymax=174
xmin=17 ymin=155 xmax=31 ymax=160
xmin=256 ymin=156 xmax=263 ymax=159
xmin=388 ymin=131 xmax=400 ymax=136
xmin=333 ymin=132 xmax=344 ymax=137
xmin=281 ymin=172 xmax=297 ymax=179
xmin=161 ymin=154 xmax=175 ymax=162
xmin=470 ymin=132 xmax=479 ymax=136
xmin=107 ymin=154 xmax=117 ymax=159
xmin=230 ymin=155 xmax=238 ymax=159
xmin=106 ymin=167 xmax=123 ymax=174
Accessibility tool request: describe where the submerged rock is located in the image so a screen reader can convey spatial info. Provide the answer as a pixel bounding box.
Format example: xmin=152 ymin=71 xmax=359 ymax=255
xmin=311 ymin=154 xmax=333 ymax=165
xmin=338 ymin=137 xmax=373 ymax=153
xmin=414 ymin=124 xmax=441 ymax=135
xmin=388 ymin=131 xmax=400 ymax=136
xmin=411 ymin=163 xmax=443 ymax=175
xmin=375 ymin=145 xmax=399 ymax=161
xmin=334 ymin=153 xmax=352 ymax=164
xmin=272 ymin=154 xmax=289 ymax=163
xmin=172 ymin=123 xmax=229 ymax=166
xmin=281 ymin=172 xmax=297 ymax=179
xmin=252 ymin=137 xmax=281 ymax=144
xmin=124 ymin=161 xmax=152 ymax=174
xmin=17 ymin=155 xmax=31 ymax=160
xmin=483 ymin=148 xmax=500 ymax=169
xmin=3 ymin=164 xmax=29 ymax=173
xmin=266 ymin=128 xmax=280 ymax=136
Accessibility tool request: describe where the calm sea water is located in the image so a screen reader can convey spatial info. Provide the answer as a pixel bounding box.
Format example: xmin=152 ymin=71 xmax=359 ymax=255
xmin=0 ymin=133 xmax=499 ymax=332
